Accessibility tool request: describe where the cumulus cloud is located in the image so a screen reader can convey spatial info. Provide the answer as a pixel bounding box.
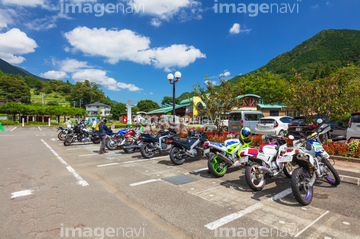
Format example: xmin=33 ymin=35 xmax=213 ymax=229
xmin=229 ymin=23 xmax=251 ymax=34
xmin=220 ymin=71 xmax=230 ymax=77
xmin=150 ymin=18 xmax=162 ymax=27
xmin=0 ymin=28 xmax=38 ymax=64
xmin=0 ymin=8 xmax=16 ymax=29
xmin=72 ymin=69 xmax=142 ymax=92
xmin=64 ymin=27 xmax=206 ymax=70
xmin=40 ymin=70 xmax=69 ymax=79
xmin=1 ymin=0 xmax=46 ymax=7
xmin=58 ymin=58 xmax=92 ymax=72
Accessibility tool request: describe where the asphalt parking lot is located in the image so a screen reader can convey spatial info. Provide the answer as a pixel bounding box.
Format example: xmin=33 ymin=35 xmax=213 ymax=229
xmin=1 ymin=127 xmax=360 ymax=239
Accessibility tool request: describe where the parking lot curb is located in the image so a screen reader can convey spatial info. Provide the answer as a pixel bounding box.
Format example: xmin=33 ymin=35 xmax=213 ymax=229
xmin=339 ymin=175 xmax=360 ymax=186
xmin=330 ymin=155 xmax=360 ymax=163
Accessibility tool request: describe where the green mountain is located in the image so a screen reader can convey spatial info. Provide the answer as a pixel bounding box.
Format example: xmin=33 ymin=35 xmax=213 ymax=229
xmin=0 ymin=58 xmax=50 ymax=81
xmin=229 ymin=29 xmax=360 ymax=84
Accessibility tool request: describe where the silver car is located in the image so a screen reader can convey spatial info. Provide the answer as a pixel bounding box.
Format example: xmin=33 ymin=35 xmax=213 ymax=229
xmin=254 ymin=116 xmax=293 ymax=137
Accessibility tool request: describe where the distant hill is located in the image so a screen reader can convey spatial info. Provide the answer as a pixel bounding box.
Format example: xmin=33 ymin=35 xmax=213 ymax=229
xmin=0 ymin=58 xmax=50 ymax=81
xmin=228 ymin=29 xmax=360 ymax=84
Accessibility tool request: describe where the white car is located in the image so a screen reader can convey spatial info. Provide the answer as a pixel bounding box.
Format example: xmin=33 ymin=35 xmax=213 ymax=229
xmin=254 ymin=116 xmax=293 ymax=137
xmin=346 ymin=112 xmax=360 ymax=141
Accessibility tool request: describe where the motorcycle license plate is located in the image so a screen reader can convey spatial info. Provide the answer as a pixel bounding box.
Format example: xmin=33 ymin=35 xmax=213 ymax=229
xmin=233 ymin=125 xmax=237 ymax=129
xmin=240 ymin=157 xmax=248 ymax=163
xmin=296 ymin=128 xmax=301 ymax=131
xmin=204 ymin=148 xmax=210 ymax=154
xmin=279 ymin=155 xmax=292 ymax=163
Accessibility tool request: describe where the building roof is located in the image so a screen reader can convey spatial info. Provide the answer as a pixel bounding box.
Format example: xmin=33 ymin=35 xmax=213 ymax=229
xmin=146 ymin=103 xmax=191 ymax=114
xmin=236 ymin=94 xmax=261 ymax=99
xmin=86 ymin=102 xmax=110 ymax=107
xmin=257 ymin=103 xmax=287 ymax=109
xmin=180 ymin=98 xmax=193 ymax=104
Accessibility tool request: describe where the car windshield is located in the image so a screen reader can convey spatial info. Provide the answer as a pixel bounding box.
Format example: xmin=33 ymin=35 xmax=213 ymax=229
xmin=229 ymin=113 xmax=241 ymax=121
xmin=280 ymin=117 xmax=292 ymax=123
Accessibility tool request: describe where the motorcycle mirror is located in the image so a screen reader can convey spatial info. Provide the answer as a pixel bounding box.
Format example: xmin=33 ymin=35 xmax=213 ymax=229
xmin=288 ymin=135 xmax=295 ymax=140
xmin=316 ymin=119 xmax=323 ymax=124
xmin=262 ymin=135 xmax=267 ymax=139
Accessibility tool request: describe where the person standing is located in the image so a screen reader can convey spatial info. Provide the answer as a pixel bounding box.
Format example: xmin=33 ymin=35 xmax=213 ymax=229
xmin=92 ymin=118 xmax=97 ymax=132
xmin=98 ymin=118 xmax=110 ymax=154
xmin=64 ymin=118 xmax=72 ymax=129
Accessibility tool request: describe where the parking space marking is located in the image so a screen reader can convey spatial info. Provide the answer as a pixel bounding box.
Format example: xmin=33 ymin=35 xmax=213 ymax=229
xmin=38 ymin=127 xmax=42 ymax=131
xmin=205 ymin=188 xmax=292 ymax=230
xmin=79 ymin=154 xmax=97 ymax=157
xmin=97 ymin=163 xmax=120 ymax=168
xmin=294 ymin=210 xmax=330 ymax=238
xmin=130 ymin=179 xmax=161 ymax=187
xmin=123 ymin=159 xmax=152 ymax=164
xmin=190 ymin=168 xmax=208 ymax=173
xmin=11 ymin=189 xmax=34 ymax=199
xmin=41 ymin=139 xmax=89 ymax=186
xmin=10 ymin=127 xmax=17 ymax=132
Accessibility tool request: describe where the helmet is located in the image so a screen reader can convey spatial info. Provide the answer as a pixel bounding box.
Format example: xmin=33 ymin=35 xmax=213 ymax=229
xmin=240 ymin=127 xmax=251 ymax=140
xmin=102 ymin=118 xmax=107 ymax=123
xmin=188 ymin=129 xmax=195 ymax=137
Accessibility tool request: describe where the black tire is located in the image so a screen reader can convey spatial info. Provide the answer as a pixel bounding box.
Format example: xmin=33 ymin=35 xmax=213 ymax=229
xmin=223 ymin=126 xmax=228 ymax=132
xmin=92 ymin=138 xmax=101 ymax=144
xmin=291 ymin=167 xmax=313 ymax=206
xmin=278 ymin=130 xmax=285 ymax=138
xmin=283 ymin=163 xmax=294 ymax=178
xmin=106 ymin=138 xmax=118 ymax=150
xmin=169 ymin=147 xmax=187 ymax=165
xmin=245 ymin=162 xmax=266 ymax=191
xmin=322 ymin=159 xmax=341 ymax=186
xmin=140 ymin=143 xmax=155 ymax=159
xmin=207 ymin=154 xmax=227 ymax=177
xmin=58 ymin=131 xmax=67 ymax=141
xmin=64 ymin=136 xmax=72 ymax=146
xmin=123 ymin=147 xmax=135 ymax=154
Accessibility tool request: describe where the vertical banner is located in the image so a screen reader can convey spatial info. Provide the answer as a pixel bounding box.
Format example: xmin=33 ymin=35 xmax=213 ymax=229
xmin=127 ymin=100 xmax=132 ymax=125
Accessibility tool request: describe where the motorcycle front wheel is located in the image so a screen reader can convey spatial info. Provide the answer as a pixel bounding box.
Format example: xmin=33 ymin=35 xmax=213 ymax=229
xmin=208 ymin=155 xmax=227 ymax=177
xmin=106 ymin=138 xmax=118 ymax=150
xmin=322 ymin=159 xmax=341 ymax=186
xmin=291 ymin=167 xmax=313 ymax=206
xmin=245 ymin=162 xmax=266 ymax=191
xmin=124 ymin=147 xmax=135 ymax=154
xmin=140 ymin=143 xmax=155 ymax=159
xmin=64 ymin=136 xmax=72 ymax=146
xmin=169 ymin=147 xmax=187 ymax=165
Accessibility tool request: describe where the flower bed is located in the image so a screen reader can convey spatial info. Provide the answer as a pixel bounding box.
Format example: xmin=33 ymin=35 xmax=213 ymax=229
xmin=323 ymin=140 xmax=360 ymax=158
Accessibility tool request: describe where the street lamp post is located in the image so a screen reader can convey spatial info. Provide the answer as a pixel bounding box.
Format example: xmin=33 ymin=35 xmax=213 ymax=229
xmin=167 ymin=72 xmax=181 ymax=127
xmin=42 ymin=93 xmax=46 ymax=106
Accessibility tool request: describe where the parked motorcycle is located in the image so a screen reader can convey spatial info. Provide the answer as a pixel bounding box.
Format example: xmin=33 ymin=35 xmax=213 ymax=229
xmin=288 ymin=119 xmax=340 ymax=205
xmin=242 ymin=136 xmax=294 ymax=191
xmin=64 ymin=125 xmax=100 ymax=146
xmin=106 ymin=129 xmax=129 ymax=150
xmin=122 ymin=129 xmax=143 ymax=154
xmin=139 ymin=128 xmax=178 ymax=159
xmin=205 ymin=134 xmax=252 ymax=177
xmin=57 ymin=126 xmax=69 ymax=141
xmin=169 ymin=130 xmax=208 ymax=165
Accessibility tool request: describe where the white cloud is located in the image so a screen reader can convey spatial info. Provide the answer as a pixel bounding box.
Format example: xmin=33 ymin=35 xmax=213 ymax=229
xmin=0 ymin=8 xmax=16 ymax=29
xmin=0 ymin=28 xmax=38 ymax=64
xmin=72 ymin=69 xmax=142 ymax=92
xmin=229 ymin=23 xmax=251 ymax=35
xmin=1 ymin=0 xmax=45 ymax=7
xmin=40 ymin=70 xmax=69 ymax=79
xmin=311 ymin=4 xmax=319 ymax=8
xmin=149 ymin=92 xmax=153 ymax=95
xmin=125 ymin=0 xmax=202 ymax=20
xmin=150 ymin=18 xmax=162 ymax=27
xmin=230 ymin=23 xmax=240 ymax=34
xmin=205 ymin=80 xmax=217 ymax=85
xmin=58 ymin=58 xmax=91 ymax=72
xmin=220 ymin=71 xmax=230 ymax=77
xmin=64 ymin=27 xmax=205 ymax=70
xmin=24 ymin=13 xmax=72 ymax=31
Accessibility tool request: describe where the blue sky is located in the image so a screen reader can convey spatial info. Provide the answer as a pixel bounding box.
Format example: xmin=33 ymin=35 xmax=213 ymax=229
xmin=0 ymin=0 xmax=359 ymax=105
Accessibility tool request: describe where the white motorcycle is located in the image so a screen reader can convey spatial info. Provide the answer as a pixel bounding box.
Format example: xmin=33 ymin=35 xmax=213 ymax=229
xmin=287 ymin=119 xmax=340 ymax=205
xmin=242 ymin=136 xmax=294 ymax=191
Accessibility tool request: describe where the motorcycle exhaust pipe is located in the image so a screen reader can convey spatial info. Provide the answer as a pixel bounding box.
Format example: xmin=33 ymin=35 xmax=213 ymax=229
xmin=215 ymin=152 xmax=234 ymax=166
xmin=257 ymin=166 xmax=272 ymax=174
xmin=123 ymin=145 xmax=141 ymax=149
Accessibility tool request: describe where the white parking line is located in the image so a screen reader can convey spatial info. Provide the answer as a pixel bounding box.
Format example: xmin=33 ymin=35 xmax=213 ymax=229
xmin=11 ymin=189 xmax=33 ymax=199
xmin=294 ymin=210 xmax=330 ymax=237
xmin=38 ymin=126 xmax=42 ymax=131
xmin=41 ymin=139 xmax=89 ymax=186
xmin=97 ymin=163 xmax=120 ymax=168
xmin=123 ymin=159 xmax=152 ymax=164
xmin=10 ymin=127 xmax=17 ymax=132
xmin=191 ymin=168 xmax=208 ymax=173
xmin=205 ymin=188 xmax=292 ymax=230
xmin=130 ymin=179 xmax=161 ymax=187
xmin=79 ymin=154 xmax=97 ymax=157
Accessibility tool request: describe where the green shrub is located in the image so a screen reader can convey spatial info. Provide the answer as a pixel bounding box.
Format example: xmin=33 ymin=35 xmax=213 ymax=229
xmin=0 ymin=120 xmax=19 ymax=125
xmin=115 ymin=123 xmax=136 ymax=128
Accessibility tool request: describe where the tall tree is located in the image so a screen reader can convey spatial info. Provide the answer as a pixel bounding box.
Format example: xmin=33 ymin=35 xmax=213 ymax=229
xmin=111 ymin=102 xmax=127 ymax=120
xmin=137 ymin=100 xmax=159 ymax=112
xmin=0 ymin=75 xmax=30 ymax=103
xmin=161 ymin=96 xmax=180 ymax=105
